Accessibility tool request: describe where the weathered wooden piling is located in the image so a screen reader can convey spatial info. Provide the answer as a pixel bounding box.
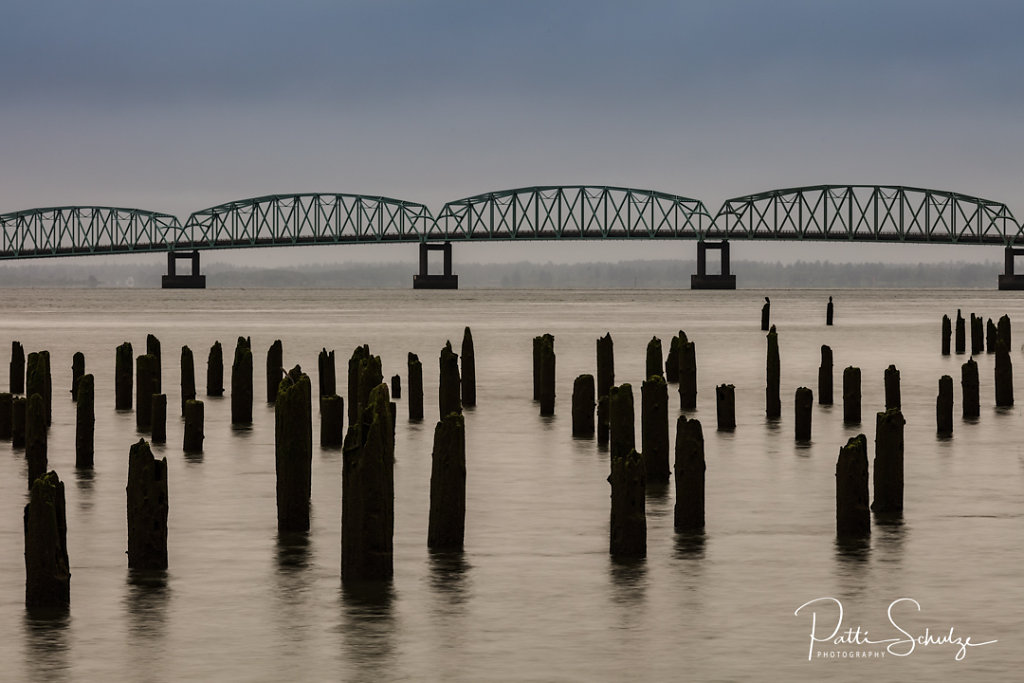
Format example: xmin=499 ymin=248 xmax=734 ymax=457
xmin=642 ymin=376 xmax=670 ymax=481
xmin=180 ymin=346 xmax=196 ymax=415
xmin=836 ymin=434 xmax=870 ymax=538
xmin=27 ymin=351 xmax=51 ymax=427
xmin=317 ymin=348 xmax=336 ymax=398
xmin=391 ymin=374 xmax=401 ymax=399
xmin=998 ymin=314 xmax=1011 ymax=350
xmin=408 ymin=352 xmax=424 ymax=421
xmin=151 ymin=394 xmax=167 ymax=444
xmin=320 ymin=394 xmax=344 ymax=448
xmin=761 ymin=296 xmax=770 ymax=331
xmin=955 ymin=309 xmax=966 ymax=354
xmin=941 ymin=314 xmax=951 ymax=355
xmin=766 ymin=325 xmax=780 ymax=419
xmin=24 ymin=471 xmax=70 ymax=610
xmin=231 ymin=337 xmax=253 ymax=425
xmin=795 ymin=387 xmax=813 ymax=442
xmin=357 ymin=352 xmax=383 ymax=421
xmin=679 ymin=337 xmax=697 ymax=411
xmin=147 ymin=334 xmax=162 ymax=393
xmin=674 ymin=416 xmax=705 ymax=531
xmin=715 ymin=384 xmax=735 ymax=431
xmin=70 ymin=352 xmax=84 ymax=402
xmin=609 ymin=383 xmax=644 ymax=557
xmin=971 ymin=314 xmax=984 ymax=356
xmin=136 ymin=354 xmax=158 ymax=431
xmin=884 ymin=364 xmax=901 ymax=410
xmin=10 ymin=341 xmax=24 ymax=394
xmin=609 ymin=384 xmax=635 ymax=459
xmin=0 ymin=392 xmax=10 ymax=440
xmin=871 ymin=408 xmax=905 ymax=514
xmin=843 ymin=366 xmax=861 ymax=425
xmin=646 ymin=336 xmax=664 ymax=380
xmin=183 ymin=400 xmax=204 ymax=453
xmin=571 ymin=374 xmax=595 ymax=436
xmin=341 ymin=383 xmax=395 ymax=582
xmin=826 ymin=296 xmax=834 ymax=326
xmin=347 ymin=345 xmax=370 ymax=425
xmin=428 ymin=413 xmax=466 ymax=551
xmin=276 ymin=373 xmax=312 ymax=532
xmin=995 ymin=338 xmax=1013 ymax=407
xmin=461 ymin=326 xmax=476 ymax=407
xmin=267 ymin=339 xmax=283 ymax=404
xmin=986 ymin=319 xmax=997 ymax=354
xmin=596 ymin=333 xmax=615 ymax=444
xmin=438 ymin=341 xmax=463 ymax=418
xmin=206 ymin=341 xmax=224 ymax=397
xmin=26 ymin=394 xmax=47 ymax=490
xmin=937 ymin=375 xmax=953 ymax=437
xmin=75 ymin=375 xmax=94 ymax=468
xmin=961 ymin=358 xmax=980 ymax=419
xmin=818 ymin=345 xmax=833 ymax=405
xmin=127 ymin=439 xmax=168 ymax=570
xmin=665 ymin=335 xmax=680 ymax=383
xmin=538 ymin=335 xmax=555 ymax=416
xmin=12 ymin=396 xmax=26 ymax=448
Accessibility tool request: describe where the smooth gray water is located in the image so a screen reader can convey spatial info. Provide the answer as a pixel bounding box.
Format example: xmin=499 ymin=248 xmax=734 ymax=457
xmin=0 ymin=288 xmax=1021 ymax=682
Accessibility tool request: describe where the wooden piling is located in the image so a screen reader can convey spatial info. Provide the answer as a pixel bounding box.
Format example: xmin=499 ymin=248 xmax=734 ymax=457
xmin=766 ymin=325 xmax=780 ymax=419
xmin=10 ymin=341 xmax=24 ymax=394
xmin=26 ymin=351 xmax=51 ymax=427
xmin=183 ymin=400 xmax=204 ymax=453
xmin=267 ymin=339 xmax=283 ymax=404
xmin=971 ymin=314 xmax=984 ymax=356
xmin=596 ymin=333 xmax=614 ymax=445
xmin=986 ymin=319 xmax=997 ymax=354
xmin=641 ymin=376 xmax=670 ymax=482
xmin=12 ymin=396 xmax=26 ymax=448
xmin=391 ymin=374 xmax=401 ymax=400
xmin=24 ymin=471 xmax=70 ymax=610
xmin=116 ymin=342 xmax=135 ymax=409
xmin=937 ymin=375 xmax=953 ymax=437
xmin=357 ymin=352 xmax=384 ymax=421
xmin=795 ymin=386 xmax=813 ymax=442
xmin=674 ymin=416 xmax=705 ymax=531
xmin=147 ymin=334 xmax=162 ymax=394
xmin=231 ymin=337 xmax=253 ymax=425
xmin=836 ymin=434 xmax=870 ymax=538
xmin=884 ymin=364 xmax=901 ymax=410
xmin=0 ymin=392 xmax=10 ymax=440
xmin=818 ymin=345 xmax=833 ymax=405
xmin=75 ymin=375 xmax=94 ymax=468
xmin=646 ymin=336 xmax=663 ymax=380
xmin=276 ymin=373 xmax=313 ymax=532
xmin=997 ymin=314 xmax=1011 ymax=350
xmin=428 ymin=413 xmax=466 ymax=551
xmin=761 ymin=296 xmax=770 ymax=331
xmin=955 ymin=309 xmax=966 ymax=354
xmin=136 ymin=354 xmax=157 ymax=431
xmin=941 ymin=314 xmax=951 ymax=355
xmin=961 ymin=358 xmax=980 ymax=419
xmin=408 ymin=352 xmax=424 ymax=421
xmin=715 ymin=384 xmax=735 ymax=431
xmin=571 ymin=374 xmax=595 ymax=436
xmin=609 ymin=384 xmax=635 ymax=460
xmin=461 ymin=326 xmax=476 ymax=407
xmin=826 ymin=296 xmax=834 ymax=326
xmin=679 ymin=337 xmax=697 ymax=411
xmin=70 ymin=352 xmax=84 ymax=402
xmin=665 ymin=335 xmax=680 ymax=383
xmin=608 ymin=383 xmax=644 ymax=557
xmin=151 ymin=394 xmax=167 ymax=444
xmin=180 ymin=346 xmax=196 ymax=415
xmin=127 ymin=439 xmax=168 ymax=570
xmin=995 ymin=338 xmax=1013 ymax=407
xmin=206 ymin=341 xmax=224 ymax=397
xmin=843 ymin=366 xmax=861 ymax=425
xmin=26 ymin=394 xmax=46 ymax=489
xmin=440 ymin=340 xmax=465 ymax=417
xmin=347 ymin=345 xmax=370 ymax=425
xmin=538 ymin=335 xmax=555 ymax=416
xmin=318 ymin=348 xmax=336 ymax=397
xmin=320 ymin=394 xmax=344 ymax=448
xmin=871 ymin=408 xmax=905 ymax=514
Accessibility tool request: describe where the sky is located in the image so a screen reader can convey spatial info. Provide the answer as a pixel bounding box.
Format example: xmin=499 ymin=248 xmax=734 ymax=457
xmin=2 ymin=0 xmax=1023 ymax=266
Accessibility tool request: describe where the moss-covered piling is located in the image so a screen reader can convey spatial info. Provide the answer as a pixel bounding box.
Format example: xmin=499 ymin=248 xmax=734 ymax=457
xmin=836 ymin=434 xmax=870 ymax=538
xmin=127 ymin=439 xmax=168 ymax=569
xmin=24 ymin=471 xmax=69 ymax=610
xmin=347 ymin=345 xmax=370 ymax=425
xmin=276 ymin=373 xmax=312 ymax=532
xmin=641 ymin=375 xmax=670 ymax=482
xmin=428 ymin=413 xmax=466 ymax=551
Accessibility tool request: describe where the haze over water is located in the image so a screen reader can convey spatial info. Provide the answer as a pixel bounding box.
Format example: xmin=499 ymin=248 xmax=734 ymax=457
xmin=0 ymin=288 xmax=1020 ymax=681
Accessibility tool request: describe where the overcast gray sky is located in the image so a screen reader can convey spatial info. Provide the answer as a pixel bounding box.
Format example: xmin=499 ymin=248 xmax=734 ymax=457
xmin=2 ymin=0 xmax=1022 ymax=265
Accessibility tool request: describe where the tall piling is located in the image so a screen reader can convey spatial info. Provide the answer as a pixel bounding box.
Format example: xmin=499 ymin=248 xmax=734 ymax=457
xmin=12 ymin=396 xmax=26 ymax=448
xmin=937 ymin=375 xmax=953 ymax=437
xmin=461 ymin=326 xmax=476 ymax=407
xmin=941 ymin=315 xmax=951 ymax=355
xmin=27 ymin=351 xmax=51 ymax=427
xmin=715 ymin=384 xmax=735 ymax=431
xmin=26 ymin=394 xmax=47 ymax=489
xmin=231 ymin=337 xmax=253 ymax=425
xmin=276 ymin=372 xmax=312 ymax=532
xmin=151 ymin=394 xmax=167 ymax=444
xmin=390 ymin=374 xmax=401 ymax=399
xmin=10 ymin=341 xmax=24 ymax=394
xmin=646 ymin=336 xmax=663 ymax=380
xmin=347 ymin=345 xmax=370 ymax=425
xmin=206 ymin=341 xmax=224 ymax=397
xmin=609 ymin=383 xmax=644 ymax=557
xmin=971 ymin=314 xmax=984 ymax=356
xmin=609 ymin=384 xmax=635 ymax=460
xmin=986 ymin=319 xmax=997 ymax=354
xmin=761 ymin=296 xmax=770 ymax=331
xmin=357 ymin=353 xmax=383 ymax=421
xmin=674 ymin=416 xmax=705 ymax=531
xmin=0 ymin=392 xmax=11 ymax=440
xmin=995 ymin=338 xmax=1013 ymax=407
xmin=320 ymin=394 xmax=344 ymax=448
xmin=147 ymin=334 xmax=162 ymax=394
xmin=843 ymin=366 xmax=861 ymax=425
xmin=70 ymin=352 xmax=84 ymax=402
xmin=571 ymin=374 xmax=595 ymax=436
xmin=766 ymin=325 xmax=780 ymax=419
xmin=871 ymin=408 xmax=905 ymax=514
xmin=884 ymin=364 xmax=901 ymax=410
xmin=267 ymin=339 xmax=283 ymax=404
xmin=836 ymin=434 xmax=870 ymax=538
xmin=679 ymin=337 xmax=697 ymax=411
xmin=826 ymin=296 xmax=834 ymax=326
xmin=75 ymin=375 xmax=94 ymax=468
xmin=795 ymin=387 xmax=813 ymax=442
xmin=318 ymin=348 xmax=336 ymax=398
xmin=998 ymin=314 xmax=1011 ymax=350
xmin=428 ymin=413 xmax=466 ymax=551
xmin=408 ymin=352 xmax=424 ymax=421
xmin=183 ymin=400 xmax=204 ymax=453
xmin=596 ymin=333 xmax=614 ymax=445
xmin=24 ymin=471 xmax=70 ymax=610
xmin=665 ymin=335 xmax=680 ymax=383
xmin=641 ymin=376 xmax=670 ymax=482
xmin=818 ymin=345 xmax=833 ymax=405
xmin=180 ymin=346 xmax=196 ymax=415
xmin=955 ymin=309 xmax=966 ymax=354
xmin=136 ymin=354 xmax=157 ymax=431
xmin=961 ymin=358 xmax=979 ymax=419
xmin=437 ymin=341 xmax=462 ymax=418
xmin=341 ymin=383 xmax=395 ymax=582
xmin=538 ymin=335 xmax=555 ymax=416
xmin=127 ymin=439 xmax=168 ymax=570
xmin=531 ymin=336 xmax=543 ymax=401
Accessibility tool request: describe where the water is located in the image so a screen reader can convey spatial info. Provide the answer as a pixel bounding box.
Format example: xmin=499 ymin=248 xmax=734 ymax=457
xmin=1 ymin=288 xmax=1021 ymax=681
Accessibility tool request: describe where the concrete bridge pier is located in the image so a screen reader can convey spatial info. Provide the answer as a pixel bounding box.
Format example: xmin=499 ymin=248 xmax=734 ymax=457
xmin=413 ymin=241 xmax=458 ymax=289
xmin=162 ymin=250 xmax=206 ymax=289
xmin=998 ymin=246 xmax=1024 ymax=290
xmin=691 ymin=240 xmax=736 ymax=289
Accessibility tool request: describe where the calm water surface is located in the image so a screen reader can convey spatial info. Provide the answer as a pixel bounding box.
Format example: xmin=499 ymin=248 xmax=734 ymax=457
xmin=1 ymin=288 xmax=1022 ymax=682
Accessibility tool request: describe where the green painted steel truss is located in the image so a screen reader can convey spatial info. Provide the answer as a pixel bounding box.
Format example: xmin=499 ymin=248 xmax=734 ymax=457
xmin=0 ymin=206 xmax=181 ymax=258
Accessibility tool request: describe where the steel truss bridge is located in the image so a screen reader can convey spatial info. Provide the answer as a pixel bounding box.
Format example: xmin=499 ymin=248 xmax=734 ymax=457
xmin=2 ymin=185 xmax=1023 ymax=288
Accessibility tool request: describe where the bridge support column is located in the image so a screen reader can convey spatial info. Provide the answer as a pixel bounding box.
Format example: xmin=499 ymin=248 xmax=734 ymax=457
xmin=999 ymin=246 xmax=1024 ymax=290
xmin=162 ymin=250 xmax=206 ymax=289
xmin=691 ymin=240 xmax=736 ymax=289
xmin=413 ymin=242 xmax=459 ymax=289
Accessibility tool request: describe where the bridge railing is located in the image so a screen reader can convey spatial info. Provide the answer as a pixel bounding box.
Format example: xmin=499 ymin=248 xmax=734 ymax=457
xmin=0 ymin=206 xmax=182 ymax=258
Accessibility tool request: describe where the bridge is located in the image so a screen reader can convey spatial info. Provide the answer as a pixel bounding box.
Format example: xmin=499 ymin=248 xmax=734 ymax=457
xmin=2 ymin=185 xmax=1023 ymax=289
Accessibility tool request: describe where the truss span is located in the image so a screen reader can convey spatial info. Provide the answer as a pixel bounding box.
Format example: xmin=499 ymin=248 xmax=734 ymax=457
xmin=0 ymin=206 xmax=181 ymax=259
xmin=710 ymin=185 xmax=1021 ymax=245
